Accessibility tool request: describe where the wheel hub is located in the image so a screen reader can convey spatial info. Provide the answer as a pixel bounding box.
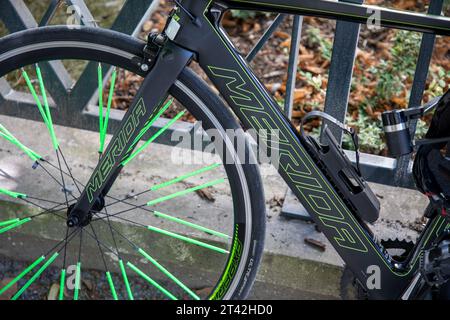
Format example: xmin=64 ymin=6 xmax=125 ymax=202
xmin=66 ymin=195 xmax=105 ymax=227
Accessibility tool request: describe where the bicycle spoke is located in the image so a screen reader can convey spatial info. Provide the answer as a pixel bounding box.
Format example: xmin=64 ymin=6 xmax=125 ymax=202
xmin=150 ymin=163 xmax=221 ymax=191
xmin=89 ymin=223 xmax=118 ymax=300
xmin=12 ymin=252 xmax=59 ymax=300
xmin=98 ymin=65 xmax=117 ymax=154
xmin=21 ymin=200 xmax=73 ymax=221
xmin=103 ymin=163 xmax=222 ymax=208
xmin=0 ymin=218 xmax=20 ymax=228
xmin=1 ymin=228 xmax=80 ymax=299
xmin=59 ymin=269 xmax=66 ymax=301
xmin=74 ymin=230 xmax=83 ymax=301
xmin=57 ymin=148 xmax=82 ymax=194
xmin=32 ymin=159 xmax=222 ymax=217
xmin=103 ymin=206 xmax=133 ymax=300
xmin=27 ymin=195 xmax=66 ymax=205
xmin=137 ymin=248 xmax=199 ymax=300
xmin=79 ymin=226 xmax=136 ymax=300
xmin=36 ymin=65 xmax=59 ymax=150
xmin=127 ymin=262 xmax=177 ymax=300
xmin=34 ymin=162 xmax=159 ymax=213
xmin=36 ymin=161 xmax=78 ymax=202
xmin=122 ymin=98 xmax=174 ymax=162
xmin=0 ymin=124 xmax=41 ymax=162
xmin=146 ymin=225 xmax=229 ymax=254
xmin=153 ymin=211 xmax=230 ymax=239
xmin=0 ymin=188 xmax=26 ymax=199
xmin=147 ymin=178 xmax=225 ymax=206
xmin=95 ymin=208 xmax=230 ymax=241
xmin=56 ymin=150 xmax=70 ymax=208
xmin=0 ymin=218 xmax=31 ymax=235
xmin=106 ymin=271 xmax=118 ymax=300
xmin=20 ymin=197 xmax=68 ymax=219
xmin=22 ymin=66 xmax=59 ymax=150
xmin=119 ymin=259 xmax=133 ymax=300
xmin=0 ymin=256 xmax=45 ymax=296
xmin=91 ymin=214 xmax=199 ymax=300
xmin=121 ymin=107 xmax=182 ymax=166
xmin=98 ymin=64 xmax=104 ymax=154
xmin=59 ymin=226 xmax=70 ymax=301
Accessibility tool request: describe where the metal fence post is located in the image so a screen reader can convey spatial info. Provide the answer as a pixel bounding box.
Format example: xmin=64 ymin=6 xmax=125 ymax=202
xmin=394 ymin=0 xmax=444 ymax=188
xmin=282 ymin=0 xmax=364 ymax=220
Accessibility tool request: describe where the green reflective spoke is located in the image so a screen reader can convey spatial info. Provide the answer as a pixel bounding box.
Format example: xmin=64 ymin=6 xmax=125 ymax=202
xmin=36 ymin=65 xmax=59 ymax=150
xmin=119 ymin=259 xmax=134 ymax=300
xmin=22 ymin=68 xmax=58 ymax=150
xmin=59 ymin=269 xmax=66 ymax=300
xmin=150 ymin=163 xmax=221 ymax=191
xmin=137 ymin=248 xmax=200 ymax=300
xmin=127 ymin=98 xmax=174 ymax=153
xmin=100 ymin=68 xmax=117 ymax=153
xmin=146 ymin=225 xmax=229 ymax=254
xmin=0 ymin=218 xmax=31 ymax=236
xmin=98 ymin=64 xmax=104 ymax=153
xmin=12 ymin=252 xmax=59 ymax=300
xmin=22 ymin=70 xmax=49 ymax=126
xmin=147 ymin=178 xmax=225 ymax=206
xmin=0 ymin=256 xmax=45 ymax=296
xmin=106 ymin=271 xmax=118 ymax=300
xmin=127 ymin=262 xmax=177 ymax=300
xmin=121 ymin=109 xmax=183 ymax=166
xmin=74 ymin=262 xmax=81 ymax=300
xmin=0 ymin=218 xmax=20 ymax=228
xmin=0 ymin=187 xmax=27 ymax=199
xmin=153 ymin=211 xmax=230 ymax=239
xmin=0 ymin=125 xmax=41 ymax=162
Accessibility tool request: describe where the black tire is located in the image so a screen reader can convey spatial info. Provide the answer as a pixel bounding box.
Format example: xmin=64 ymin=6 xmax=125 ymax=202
xmin=0 ymin=26 xmax=266 ymax=300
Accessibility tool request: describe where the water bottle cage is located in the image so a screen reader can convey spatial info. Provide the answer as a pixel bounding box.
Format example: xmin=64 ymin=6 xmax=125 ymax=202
xmin=300 ymin=111 xmax=380 ymax=223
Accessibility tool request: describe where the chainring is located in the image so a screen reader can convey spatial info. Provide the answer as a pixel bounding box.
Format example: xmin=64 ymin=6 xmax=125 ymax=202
xmin=340 ymin=238 xmax=415 ymax=300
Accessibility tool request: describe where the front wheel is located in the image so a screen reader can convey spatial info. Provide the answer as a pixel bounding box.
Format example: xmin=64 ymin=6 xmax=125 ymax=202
xmin=0 ymin=26 xmax=265 ymax=300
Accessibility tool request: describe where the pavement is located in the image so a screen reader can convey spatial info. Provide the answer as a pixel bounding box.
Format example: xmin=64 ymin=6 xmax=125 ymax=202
xmin=0 ymin=115 xmax=429 ymax=300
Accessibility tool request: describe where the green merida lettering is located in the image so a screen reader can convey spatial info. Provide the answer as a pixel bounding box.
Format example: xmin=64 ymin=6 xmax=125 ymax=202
xmin=86 ymin=98 xmax=147 ymax=202
xmin=208 ymin=66 xmax=367 ymax=253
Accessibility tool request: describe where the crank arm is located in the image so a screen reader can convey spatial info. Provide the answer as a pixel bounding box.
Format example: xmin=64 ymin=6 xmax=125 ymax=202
xmin=67 ymin=41 xmax=194 ymax=227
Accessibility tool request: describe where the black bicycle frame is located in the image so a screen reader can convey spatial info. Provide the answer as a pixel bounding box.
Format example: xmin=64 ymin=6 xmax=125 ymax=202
xmin=68 ymin=0 xmax=449 ymax=299
xmin=167 ymin=0 xmax=450 ymax=299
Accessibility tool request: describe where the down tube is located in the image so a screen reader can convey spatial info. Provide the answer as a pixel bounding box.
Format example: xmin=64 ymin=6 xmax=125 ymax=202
xmin=172 ymin=2 xmax=415 ymax=300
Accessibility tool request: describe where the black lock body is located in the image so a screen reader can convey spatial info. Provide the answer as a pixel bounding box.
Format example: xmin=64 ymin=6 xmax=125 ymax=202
xmin=382 ymin=110 xmax=413 ymax=157
xmin=304 ymin=127 xmax=380 ymax=223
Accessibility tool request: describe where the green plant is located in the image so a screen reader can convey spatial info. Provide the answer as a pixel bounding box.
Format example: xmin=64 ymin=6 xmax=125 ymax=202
xmin=342 ymin=111 xmax=385 ymax=153
xmin=425 ymin=67 xmax=450 ymax=98
xmin=305 ymin=27 xmax=333 ymax=61
xmin=373 ymin=30 xmax=421 ymax=103
xmin=299 ymin=70 xmax=324 ymax=92
xmin=230 ymin=10 xmax=258 ymax=19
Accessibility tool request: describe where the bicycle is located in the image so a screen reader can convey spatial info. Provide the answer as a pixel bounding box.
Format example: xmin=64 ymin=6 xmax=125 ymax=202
xmin=0 ymin=0 xmax=448 ymax=300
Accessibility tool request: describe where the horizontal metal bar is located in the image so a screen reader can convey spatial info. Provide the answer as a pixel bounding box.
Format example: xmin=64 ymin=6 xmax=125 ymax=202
xmin=225 ymin=0 xmax=450 ymax=36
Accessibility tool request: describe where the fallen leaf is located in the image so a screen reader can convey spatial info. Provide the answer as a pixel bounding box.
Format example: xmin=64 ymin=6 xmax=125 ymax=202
xmin=274 ymin=31 xmax=290 ymax=39
xmin=196 ymin=188 xmax=215 ymax=202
